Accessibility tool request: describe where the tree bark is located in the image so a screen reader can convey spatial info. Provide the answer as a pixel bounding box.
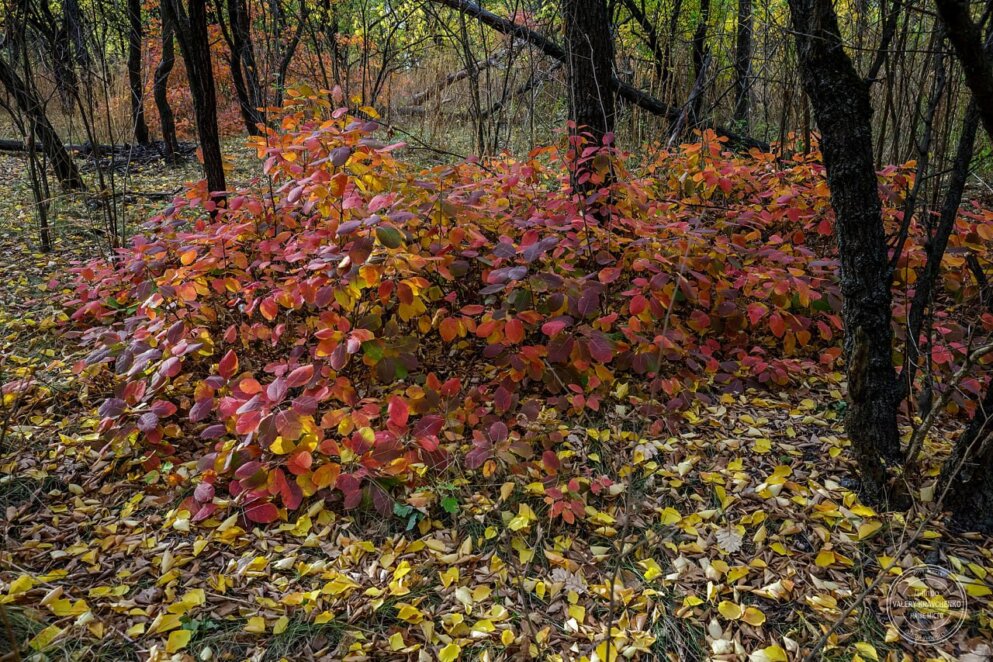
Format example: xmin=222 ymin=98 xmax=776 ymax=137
xmin=0 ymin=53 xmax=85 ymax=191
xmin=127 ymin=0 xmax=151 ymax=145
xmin=690 ymin=0 xmax=711 ymax=125
xmin=788 ymin=0 xmax=901 ymax=501
xmin=934 ymin=0 xmax=993 ymax=140
xmin=932 ymin=0 xmax=993 ymax=531
xmin=154 ymin=2 xmax=180 ymax=161
xmin=904 ymin=103 xmax=980 ymax=397
xmin=942 ymin=381 xmax=993 ymax=532
xmin=221 ymin=0 xmax=266 ymax=135
xmin=733 ymin=0 xmax=753 ymax=130
xmin=562 ymin=0 xmax=615 ymax=143
xmin=164 ymin=0 xmax=227 ymax=195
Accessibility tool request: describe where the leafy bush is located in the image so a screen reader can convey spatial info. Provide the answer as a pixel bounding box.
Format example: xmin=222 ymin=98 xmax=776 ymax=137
xmin=67 ymin=89 xmax=993 ymax=524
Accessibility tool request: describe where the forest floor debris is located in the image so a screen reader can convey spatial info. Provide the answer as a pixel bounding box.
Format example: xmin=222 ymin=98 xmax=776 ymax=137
xmin=0 ymin=150 xmax=991 ymax=662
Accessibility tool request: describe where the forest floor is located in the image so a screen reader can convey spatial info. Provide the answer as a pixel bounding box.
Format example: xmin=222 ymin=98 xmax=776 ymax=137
xmin=1 ymin=150 xmax=992 ymax=662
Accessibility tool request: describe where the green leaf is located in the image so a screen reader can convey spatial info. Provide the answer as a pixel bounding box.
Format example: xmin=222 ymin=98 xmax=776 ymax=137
xmin=441 ymin=496 xmax=459 ymax=514
xmin=375 ymin=225 xmax=404 ymax=248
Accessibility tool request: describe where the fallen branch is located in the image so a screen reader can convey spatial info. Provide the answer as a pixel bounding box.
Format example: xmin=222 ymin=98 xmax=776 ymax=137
xmin=408 ymin=48 xmax=511 ymax=106
xmin=429 ymin=0 xmax=769 ymax=151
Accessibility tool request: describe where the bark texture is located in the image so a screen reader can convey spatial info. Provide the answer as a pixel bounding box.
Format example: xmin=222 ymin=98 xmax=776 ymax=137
xmin=562 ymin=0 xmax=615 ymax=143
xmin=153 ymin=4 xmax=180 ymax=161
xmin=932 ymin=0 xmax=993 ymax=531
xmin=942 ymin=383 xmax=993 ymax=532
xmin=127 ymin=0 xmax=151 ymax=145
xmin=788 ymin=0 xmax=901 ymax=500
xmin=733 ymin=0 xmax=753 ymax=130
xmin=935 ymin=0 xmax=993 ymax=139
xmin=164 ymin=0 xmax=227 ymax=195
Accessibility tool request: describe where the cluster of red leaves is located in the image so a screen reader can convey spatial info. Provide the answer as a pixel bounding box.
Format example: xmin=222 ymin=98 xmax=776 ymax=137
xmin=66 ymin=89 xmax=993 ymax=524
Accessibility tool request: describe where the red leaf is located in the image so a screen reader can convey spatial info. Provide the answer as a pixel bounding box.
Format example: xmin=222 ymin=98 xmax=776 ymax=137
xmin=747 ymin=303 xmax=767 ymax=326
xmin=194 ymin=482 xmax=215 ymax=502
xmin=542 ymin=450 xmax=560 ymax=474
xmin=769 ymin=313 xmax=786 ymax=338
xmin=505 ymin=318 xmax=525 ymax=344
xmin=245 ymin=502 xmax=279 ymax=524
xmin=219 ymin=350 xmax=239 ymax=379
xmin=286 ymin=364 xmax=314 ymax=388
xmin=267 ymin=377 xmax=288 ymax=404
xmin=388 ymin=396 xmax=409 ymax=428
xmin=542 ymin=318 xmax=571 ymax=337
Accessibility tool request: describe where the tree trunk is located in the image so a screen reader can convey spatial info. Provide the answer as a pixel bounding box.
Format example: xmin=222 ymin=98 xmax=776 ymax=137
xmin=128 ymin=0 xmax=151 ymax=145
xmin=690 ymin=0 xmax=711 ymax=126
xmin=154 ymin=2 xmax=180 ymax=161
xmin=942 ymin=382 xmax=993 ymax=532
xmin=787 ymin=0 xmax=901 ymax=501
xmin=733 ymin=0 xmax=753 ymax=130
xmin=164 ymin=0 xmax=226 ymax=195
xmin=0 ymin=53 xmax=85 ymax=191
xmin=562 ymin=0 xmax=615 ymax=144
xmin=934 ymin=0 xmax=993 ymax=140
xmin=225 ymin=0 xmax=266 ymax=135
xmin=932 ymin=0 xmax=993 ymax=530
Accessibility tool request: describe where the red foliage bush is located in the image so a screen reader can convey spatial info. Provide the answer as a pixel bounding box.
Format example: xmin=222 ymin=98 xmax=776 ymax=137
xmin=68 ymin=90 xmax=993 ymax=524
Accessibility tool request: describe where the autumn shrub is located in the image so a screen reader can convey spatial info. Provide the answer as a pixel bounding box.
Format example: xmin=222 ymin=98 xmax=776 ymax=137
xmin=67 ymin=88 xmax=993 ymax=524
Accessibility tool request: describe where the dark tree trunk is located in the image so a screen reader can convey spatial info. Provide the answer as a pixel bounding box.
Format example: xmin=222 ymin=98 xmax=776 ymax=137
xmin=562 ymin=0 xmax=615 ymax=144
xmin=690 ymin=0 xmax=711 ymax=125
xmin=932 ymin=0 xmax=993 ymax=530
xmin=0 ymin=53 xmax=85 ymax=191
xmin=154 ymin=2 xmax=180 ymax=161
xmin=127 ymin=0 xmax=151 ymax=145
xmin=904 ymin=102 xmax=980 ymax=396
xmin=273 ymin=4 xmax=306 ymax=108
xmin=165 ymin=0 xmax=227 ymax=195
xmin=733 ymin=0 xmax=753 ymax=130
xmin=788 ymin=0 xmax=901 ymax=501
xmin=224 ymin=0 xmax=266 ymax=135
xmin=942 ymin=382 xmax=993 ymax=532
xmin=934 ymin=0 xmax=993 ymax=140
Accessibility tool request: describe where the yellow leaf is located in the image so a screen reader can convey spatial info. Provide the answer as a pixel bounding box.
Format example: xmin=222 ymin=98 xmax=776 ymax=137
xmin=749 ymin=644 xmax=788 ymax=662
xmin=166 ymin=629 xmax=192 ymax=653
xmin=438 ymin=642 xmax=462 ymax=662
xmin=245 ymin=616 xmax=266 ymax=633
xmin=741 ymin=606 xmax=766 ymax=626
xmin=659 ymin=507 xmax=682 ymax=525
xmin=439 ymin=567 xmax=459 ymax=588
xmin=397 ymin=603 xmax=424 ymax=623
xmin=8 ymin=575 xmax=34 ymax=595
xmin=854 ymin=642 xmax=879 ymax=661
xmin=965 ymin=581 xmax=992 ymax=598
xmin=717 ymin=600 xmax=742 ymax=620
xmin=508 ymin=504 xmax=536 ymax=531
xmin=815 ymin=550 xmax=835 ymax=567
xmin=29 ymin=625 xmax=63 ymax=651
xmin=389 ymin=632 xmax=405 ymax=651
xmin=639 ymin=558 xmax=663 ymax=581
xmin=501 ymin=628 xmax=515 ymax=645
xmin=273 ymin=616 xmax=289 ymax=635
xmin=858 ymin=521 xmax=883 ymax=540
